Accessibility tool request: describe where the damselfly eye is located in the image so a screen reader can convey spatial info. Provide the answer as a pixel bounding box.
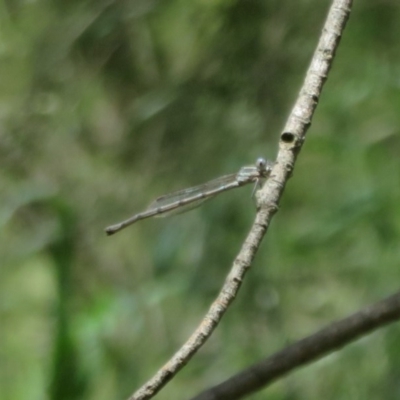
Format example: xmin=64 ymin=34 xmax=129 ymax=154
xmin=256 ymin=157 xmax=267 ymax=170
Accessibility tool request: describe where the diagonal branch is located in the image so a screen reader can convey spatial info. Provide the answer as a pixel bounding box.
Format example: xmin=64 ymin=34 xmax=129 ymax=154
xmin=257 ymin=0 xmax=352 ymax=212
xmin=129 ymin=1 xmax=353 ymax=399
xmin=191 ymin=291 xmax=400 ymax=400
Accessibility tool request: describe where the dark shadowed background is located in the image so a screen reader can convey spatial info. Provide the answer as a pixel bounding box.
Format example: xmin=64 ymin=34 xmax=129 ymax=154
xmin=1 ymin=1 xmax=400 ymax=399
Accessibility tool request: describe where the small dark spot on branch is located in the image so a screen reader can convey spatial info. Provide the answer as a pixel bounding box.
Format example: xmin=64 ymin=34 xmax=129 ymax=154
xmin=281 ymin=132 xmax=295 ymax=143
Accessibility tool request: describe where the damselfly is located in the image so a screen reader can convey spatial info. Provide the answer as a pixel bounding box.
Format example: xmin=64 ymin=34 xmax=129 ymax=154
xmin=105 ymin=157 xmax=273 ymax=235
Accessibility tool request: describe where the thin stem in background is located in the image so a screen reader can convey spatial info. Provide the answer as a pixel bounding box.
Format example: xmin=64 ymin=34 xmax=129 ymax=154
xmin=191 ymin=290 xmax=400 ymax=400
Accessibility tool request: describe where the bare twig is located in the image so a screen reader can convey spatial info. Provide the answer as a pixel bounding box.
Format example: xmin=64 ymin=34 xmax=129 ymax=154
xmin=257 ymin=0 xmax=352 ymax=211
xmin=130 ymin=1 xmax=353 ymax=399
xmin=191 ymin=291 xmax=400 ymax=400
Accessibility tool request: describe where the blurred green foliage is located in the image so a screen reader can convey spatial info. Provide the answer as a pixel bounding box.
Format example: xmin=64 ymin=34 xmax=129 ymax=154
xmin=1 ymin=0 xmax=400 ymax=399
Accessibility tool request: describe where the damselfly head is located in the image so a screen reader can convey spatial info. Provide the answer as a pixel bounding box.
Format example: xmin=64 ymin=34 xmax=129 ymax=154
xmin=256 ymin=157 xmax=267 ymax=170
xmin=256 ymin=157 xmax=272 ymax=177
